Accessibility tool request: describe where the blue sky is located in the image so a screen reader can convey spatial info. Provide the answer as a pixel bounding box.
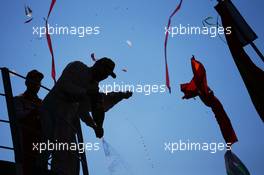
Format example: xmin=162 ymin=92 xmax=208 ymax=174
xmin=0 ymin=0 xmax=264 ymax=175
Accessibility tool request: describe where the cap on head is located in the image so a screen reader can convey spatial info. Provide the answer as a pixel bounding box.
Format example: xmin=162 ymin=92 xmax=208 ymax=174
xmin=94 ymin=57 xmax=116 ymax=78
xmin=25 ymin=70 xmax=44 ymax=85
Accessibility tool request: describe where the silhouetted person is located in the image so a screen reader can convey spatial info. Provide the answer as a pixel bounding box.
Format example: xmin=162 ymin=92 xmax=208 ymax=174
xmin=40 ymin=58 xmax=132 ymax=175
xmin=13 ymin=70 xmax=44 ymax=175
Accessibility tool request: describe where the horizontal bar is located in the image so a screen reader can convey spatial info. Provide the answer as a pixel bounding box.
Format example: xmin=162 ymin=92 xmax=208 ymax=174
xmin=0 ymin=93 xmax=5 ymax=96
xmin=0 ymin=68 xmax=51 ymax=92
xmin=0 ymin=119 xmax=10 ymax=123
xmin=0 ymin=145 xmax=14 ymax=150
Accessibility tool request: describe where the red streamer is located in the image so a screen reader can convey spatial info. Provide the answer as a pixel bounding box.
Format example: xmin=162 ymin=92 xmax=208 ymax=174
xmin=181 ymin=56 xmax=238 ymax=145
xmin=46 ymin=0 xmax=57 ymax=84
xmin=164 ymin=0 xmax=183 ymax=93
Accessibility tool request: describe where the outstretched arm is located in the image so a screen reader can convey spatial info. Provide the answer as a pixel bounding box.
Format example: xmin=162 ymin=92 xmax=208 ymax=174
xmin=79 ymin=100 xmax=104 ymax=138
xmin=91 ymin=93 xmax=105 ymax=128
xmin=102 ymin=91 xmax=133 ymax=112
xmin=80 ymin=112 xmax=96 ymax=129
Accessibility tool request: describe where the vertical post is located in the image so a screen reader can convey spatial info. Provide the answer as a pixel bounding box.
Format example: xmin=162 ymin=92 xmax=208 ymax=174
xmin=1 ymin=67 xmax=23 ymax=175
xmin=77 ymin=120 xmax=89 ymax=175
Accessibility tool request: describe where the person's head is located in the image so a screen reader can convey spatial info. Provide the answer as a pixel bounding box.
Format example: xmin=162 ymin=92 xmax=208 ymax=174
xmin=25 ymin=70 xmax=44 ymax=94
xmin=92 ymin=57 xmax=116 ymax=82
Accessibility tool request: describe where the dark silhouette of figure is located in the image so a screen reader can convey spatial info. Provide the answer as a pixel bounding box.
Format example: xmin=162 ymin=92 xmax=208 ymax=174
xmin=40 ymin=58 xmax=132 ymax=175
xmin=13 ymin=70 xmax=44 ymax=175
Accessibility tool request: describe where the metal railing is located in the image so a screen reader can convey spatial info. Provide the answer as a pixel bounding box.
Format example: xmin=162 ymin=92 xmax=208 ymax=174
xmin=0 ymin=67 xmax=89 ymax=175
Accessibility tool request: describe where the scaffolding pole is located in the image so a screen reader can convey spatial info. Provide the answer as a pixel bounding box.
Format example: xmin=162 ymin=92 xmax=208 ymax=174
xmin=1 ymin=67 xmax=23 ymax=175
